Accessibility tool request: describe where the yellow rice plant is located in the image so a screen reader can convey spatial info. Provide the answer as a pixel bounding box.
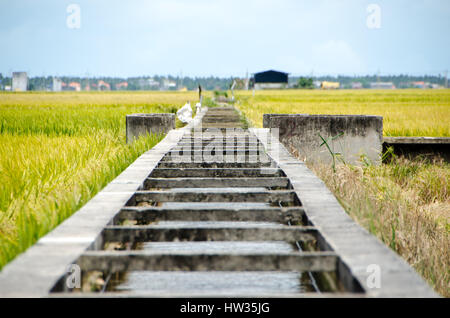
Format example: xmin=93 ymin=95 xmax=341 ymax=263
xmin=0 ymin=91 xmax=197 ymax=268
xmin=235 ymin=89 xmax=450 ymax=136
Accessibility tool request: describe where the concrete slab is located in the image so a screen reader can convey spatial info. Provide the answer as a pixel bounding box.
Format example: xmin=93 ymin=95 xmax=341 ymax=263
xmin=263 ymin=114 xmax=383 ymax=165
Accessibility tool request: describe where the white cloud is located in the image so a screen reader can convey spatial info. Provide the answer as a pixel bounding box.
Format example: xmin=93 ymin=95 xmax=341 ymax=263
xmin=0 ymin=0 xmax=448 ymax=77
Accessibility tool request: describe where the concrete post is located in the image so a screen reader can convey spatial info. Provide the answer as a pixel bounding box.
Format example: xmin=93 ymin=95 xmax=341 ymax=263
xmin=263 ymin=114 xmax=383 ymax=165
xmin=126 ymin=113 xmax=175 ymax=143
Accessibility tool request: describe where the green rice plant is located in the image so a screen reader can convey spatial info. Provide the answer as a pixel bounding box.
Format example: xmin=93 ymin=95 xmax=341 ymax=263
xmin=214 ymin=90 xmax=228 ymax=98
xmin=202 ymin=97 xmax=219 ymax=108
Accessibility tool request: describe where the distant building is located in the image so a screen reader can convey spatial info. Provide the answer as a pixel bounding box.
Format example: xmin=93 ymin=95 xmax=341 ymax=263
xmin=137 ymin=78 xmax=147 ymax=88
xmin=162 ymin=78 xmax=177 ymax=90
xmin=412 ymin=81 xmax=425 ymax=88
xmin=136 ymin=78 xmax=160 ymax=89
xmin=351 ymin=82 xmax=363 ymax=89
xmin=115 ymin=82 xmax=128 ymax=90
xmin=148 ymin=78 xmax=160 ymax=87
xmin=321 ymin=81 xmax=340 ymax=89
xmin=68 ymin=82 xmax=81 ymax=91
xmin=313 ymin=81 xmax=322 ymax=89
xmin=253 ymin=70 xmax=289 ymax=90
xmin=12 ymin=72 xmax=28 ymax=91
xmin=398 ymin=82 xmax=410 ymax=89
xmin=52 ymin=77 xmax=62 ymax=92
xmin=412 ymin=81 xmax=433 ymax=89
xmin=431 ymin=83 xmax=443 ymax=89
xmin=370 ymin=82 xmax=396 ymax=89
xmin=98 ymin=80 xmax=110 ymax=91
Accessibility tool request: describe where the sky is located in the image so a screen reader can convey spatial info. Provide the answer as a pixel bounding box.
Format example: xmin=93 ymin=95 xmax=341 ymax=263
xmin=0 ymin=0 xmax=449 ymax=78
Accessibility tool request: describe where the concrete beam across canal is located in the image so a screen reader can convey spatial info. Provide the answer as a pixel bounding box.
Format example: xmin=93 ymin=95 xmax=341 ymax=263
xmin=126 ymin=113 xmax=175 ymax=143
xmin=263 ymin=114 xmax=383 ymax=165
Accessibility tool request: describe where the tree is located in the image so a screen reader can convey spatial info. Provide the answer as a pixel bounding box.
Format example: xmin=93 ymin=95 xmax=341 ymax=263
xmin=297 ymin=77 xmax=314 ymax=89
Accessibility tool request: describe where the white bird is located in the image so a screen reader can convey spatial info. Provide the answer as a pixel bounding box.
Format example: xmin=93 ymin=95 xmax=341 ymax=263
xmin=195 ymin=102 xmax=202 ymax=114
xmin=177 ymin=101 xmax=193 ymax=123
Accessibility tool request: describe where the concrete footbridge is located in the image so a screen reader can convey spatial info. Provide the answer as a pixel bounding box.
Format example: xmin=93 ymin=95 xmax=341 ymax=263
xmin=0 ymin=106 xmax=437 ymax=297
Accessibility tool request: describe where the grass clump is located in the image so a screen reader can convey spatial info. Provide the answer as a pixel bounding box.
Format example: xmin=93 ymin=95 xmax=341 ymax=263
xmin=309 ymin=156 xmax=449 ymax=296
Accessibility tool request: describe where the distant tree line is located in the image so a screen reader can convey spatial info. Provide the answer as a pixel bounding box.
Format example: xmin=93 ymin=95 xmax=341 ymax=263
xmin=0 ymin=74 xmax=235 ymax=91
xmin=0 ymin=73 xmax=447 ymax=91
xmin=290 ymin=74 xmax=448 ymax=89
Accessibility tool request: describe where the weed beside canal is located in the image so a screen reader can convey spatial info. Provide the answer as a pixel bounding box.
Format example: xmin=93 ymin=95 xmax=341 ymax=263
xmin=310 ymin=156 xmax=449 ymax=297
